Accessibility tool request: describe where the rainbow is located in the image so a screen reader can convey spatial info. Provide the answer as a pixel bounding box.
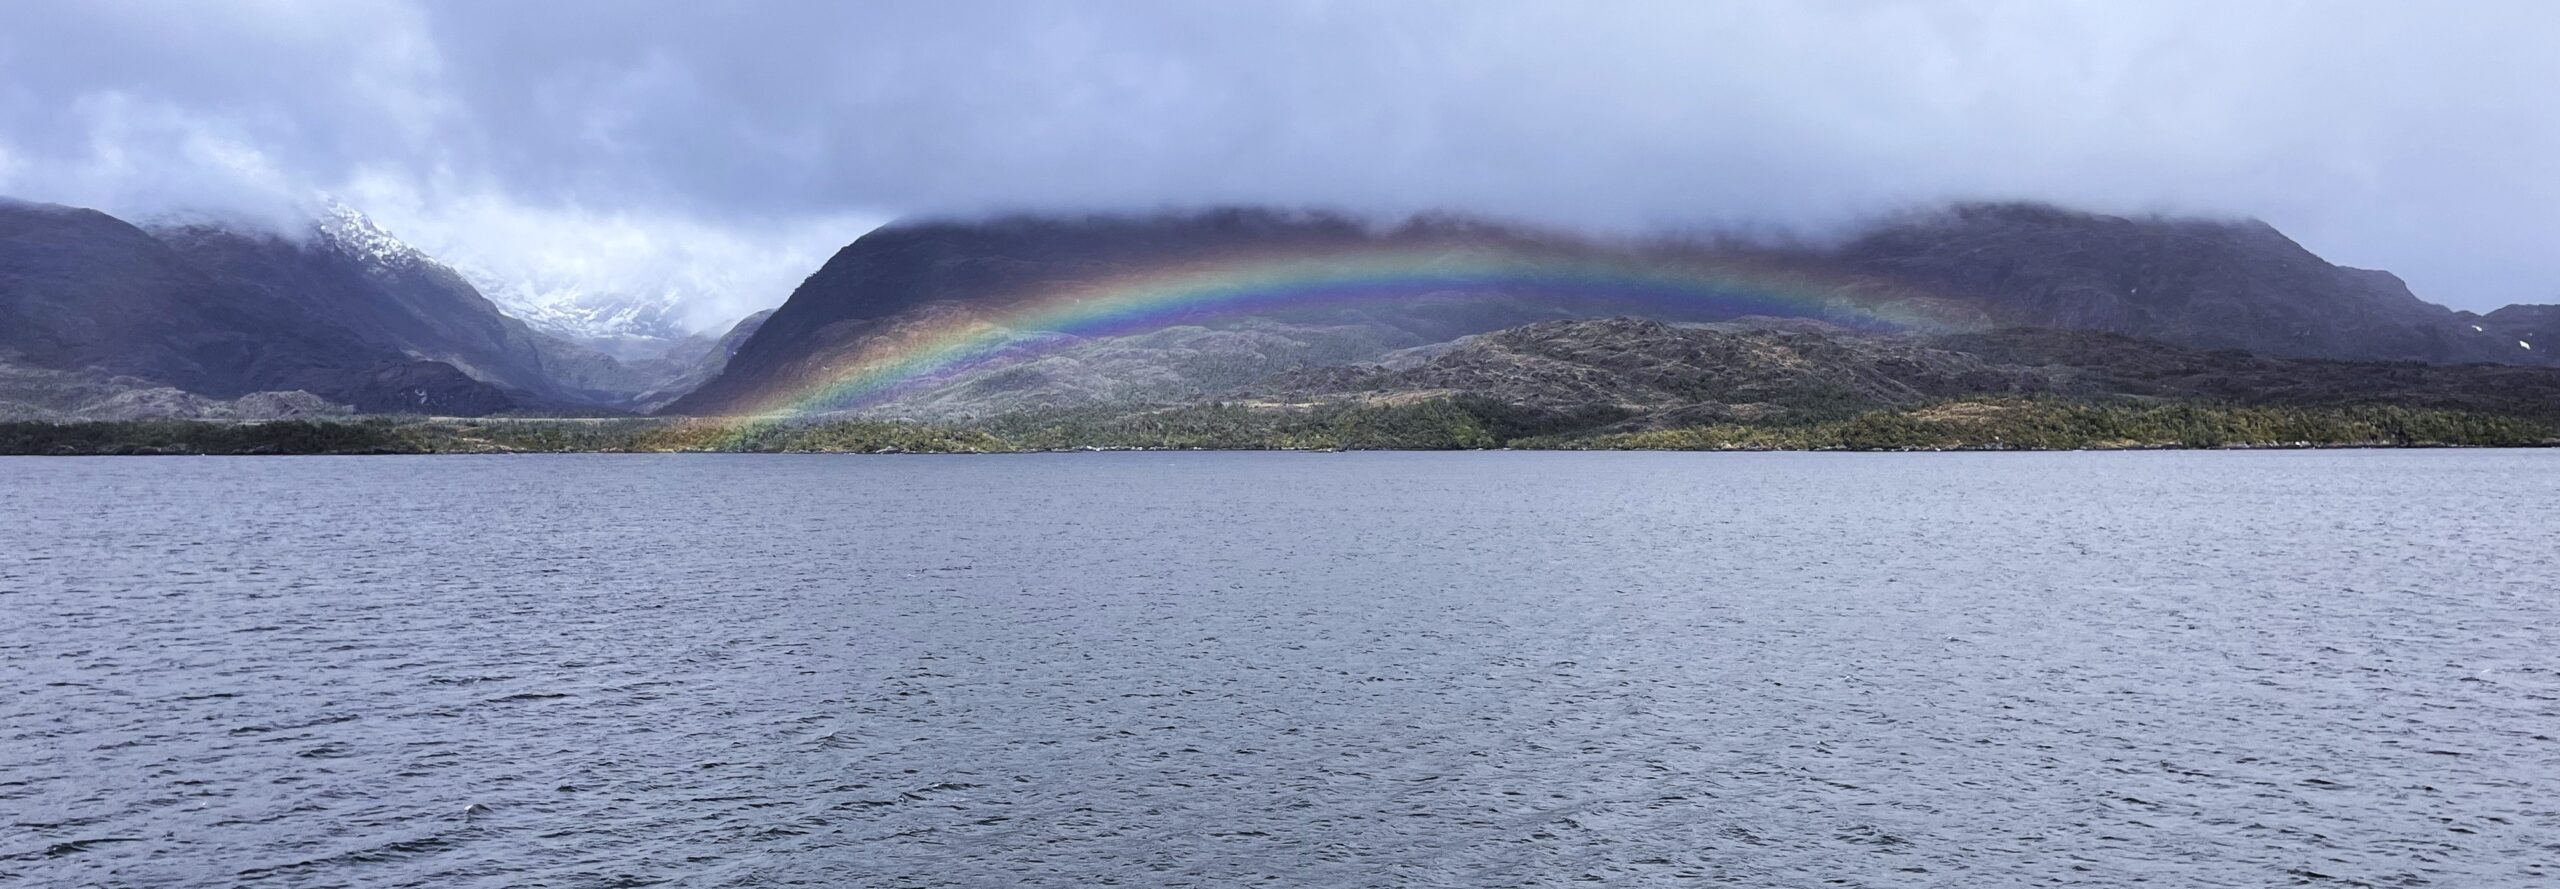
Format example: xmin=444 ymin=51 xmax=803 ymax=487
xmin=719 ymin=245 xmax=1961 ymax=422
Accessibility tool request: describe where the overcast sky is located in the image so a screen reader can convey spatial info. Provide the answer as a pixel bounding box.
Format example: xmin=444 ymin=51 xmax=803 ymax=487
xmin=2 ymin=0 xmax=2555 ymax=320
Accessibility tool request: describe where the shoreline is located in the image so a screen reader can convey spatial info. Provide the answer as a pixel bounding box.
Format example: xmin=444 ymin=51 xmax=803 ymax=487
xmin=4 ymin=440 xmax=2551 ymax=458
xmin=8 ymin=398 xmax=2555 ymax=456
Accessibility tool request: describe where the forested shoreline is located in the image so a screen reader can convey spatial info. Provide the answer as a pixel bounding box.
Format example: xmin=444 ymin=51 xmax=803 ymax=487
xmin=5 ymin=397 xmax=2551 ymax=456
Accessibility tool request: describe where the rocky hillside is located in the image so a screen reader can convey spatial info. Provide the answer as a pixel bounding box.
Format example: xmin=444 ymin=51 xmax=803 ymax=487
xmin=670 ymin=203 xmax=2557 ymax=417
xmin=1261 ymin=318 xmax=2560 ymax=431
xmin=666 ymin=209 xmax=1760 ymax=415
xmin=0 ymin=358 xmax=352 ymax=421
xmin=1265 ymin=318 xmax=2060 ymax=419
xmin=17 ymin=316 xmax=2560 ymax=455
xmin=2467 ymin=304 xmax=2555 ymax=355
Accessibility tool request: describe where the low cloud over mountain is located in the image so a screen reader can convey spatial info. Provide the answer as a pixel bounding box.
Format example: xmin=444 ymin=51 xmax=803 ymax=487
xmin=4 ymin=1 xmax=2558 ymax=318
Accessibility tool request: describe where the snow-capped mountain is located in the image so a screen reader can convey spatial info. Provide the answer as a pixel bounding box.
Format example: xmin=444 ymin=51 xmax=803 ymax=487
xmin=317 ymin=202 xmax=684 ymax=346
xmin=315 ymin=201 xmax=434 ymax=272
xmin=4 ymin=194 xmax=797 ymax=416
xmin=303 ymin=203 xmax=785 ymax=405
xmin=288 ymin=192 xmax=859 ymax=358
xmin=465 ymin=276 xmax=699 ymax=348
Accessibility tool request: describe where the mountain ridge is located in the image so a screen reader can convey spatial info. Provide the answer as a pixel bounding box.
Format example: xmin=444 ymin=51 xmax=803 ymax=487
xmin=0 ymin=198 xmax=527 ymax=414
xmin=669 ymin=202 xmax=2556 ymax=418
xmin=3 ymin=198 xmax=761 ymax=416
xmin=10 ymin=196 xmax=2556 ymax=423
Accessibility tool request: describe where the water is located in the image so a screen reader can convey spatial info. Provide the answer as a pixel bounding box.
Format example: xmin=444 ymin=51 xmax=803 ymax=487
xmin=2 ymin=451 xmax=2556 ymax=887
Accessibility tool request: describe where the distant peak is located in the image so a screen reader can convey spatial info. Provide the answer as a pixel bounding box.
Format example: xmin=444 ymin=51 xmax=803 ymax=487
xmin=313 ymin=200 xmax=429 ymax=270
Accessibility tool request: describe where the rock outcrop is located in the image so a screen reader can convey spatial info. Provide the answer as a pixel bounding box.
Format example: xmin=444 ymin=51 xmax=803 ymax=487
xmin=1262 ymin=318 xmax=2560 ymax=428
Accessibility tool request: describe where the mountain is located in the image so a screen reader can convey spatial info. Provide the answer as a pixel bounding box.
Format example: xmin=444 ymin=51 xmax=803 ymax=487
xmin=22 ymin=313 xmax=2558 ymax=454
xmin=1833 ymin=202 xmax=2525 ymax=365
xmin=3 ymin=197 xmax=759 ymax=417
xmin=15 ymin=197 xmax=2554 ymax=423
xmin=671 ymin=210 xmax=1364 ymax=416
xmin=664 ymin=208 xmax=1897 ymax=415
xmin=630 ymin=308 xmax=774 ymax=411
xmin=1 ymin=198 xmax=520 ymax=414
xmin=2467 ymin=304 xmax=2556 ymax=355
xmin=667 ymin=203 xmax=2556 ymax=418
xmin=469 ymin=277 xmax=698 ymax=346
xmin=147 ymin=205 xmax=578 ymax=402
xmin=248 ymin=206 xmax=762 ymax=409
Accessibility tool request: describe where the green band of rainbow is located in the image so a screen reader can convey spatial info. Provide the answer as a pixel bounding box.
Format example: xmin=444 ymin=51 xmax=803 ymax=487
xmin=722 ymin=247 xmax=1952 ymax=421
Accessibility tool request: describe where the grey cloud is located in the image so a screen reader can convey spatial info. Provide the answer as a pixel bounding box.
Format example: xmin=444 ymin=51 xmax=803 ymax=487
xmin=2 ymin=0 xmax=2556 ymax=312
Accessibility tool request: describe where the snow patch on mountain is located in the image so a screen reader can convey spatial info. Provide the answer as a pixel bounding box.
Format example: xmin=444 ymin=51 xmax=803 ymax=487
xmin=465 ymin=275 xmax=698 ymax=345
xmin=137 ymin=187 xmax=876 ymax=351
xmin=316 ymin=201 xmax=431 ymax=271
xmin=314 ymin=184 xmax=878 ymax=345
xmin=302 ymin=200 xmax=709 ymax=349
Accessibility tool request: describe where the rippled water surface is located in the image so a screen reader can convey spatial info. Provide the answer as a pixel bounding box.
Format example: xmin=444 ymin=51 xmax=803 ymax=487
xmin=4 ymin=451 xmax=2557 ymax=887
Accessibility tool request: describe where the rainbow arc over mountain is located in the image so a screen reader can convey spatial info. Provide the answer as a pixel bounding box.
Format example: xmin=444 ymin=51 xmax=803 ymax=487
xmin=721 ymin=245 xmax=1959 ymax=421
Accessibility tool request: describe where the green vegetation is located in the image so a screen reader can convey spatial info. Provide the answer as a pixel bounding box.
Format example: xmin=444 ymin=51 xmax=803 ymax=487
xmin=3 ymin=397 xmax=2553 ymax=456
xmin=1520 ymin=399 xmax=2559 ymax=451
xmin=0 ymin=419 xmax=414 ymax=455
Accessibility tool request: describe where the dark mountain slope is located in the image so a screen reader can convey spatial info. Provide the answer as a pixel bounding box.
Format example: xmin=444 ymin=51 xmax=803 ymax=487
xmin=2469 ymin=304 xmax=2555 ymax=355
xmin=676 ymin=211 xmax=1369 ymax=414
xmin=2 ymin=199 xmax=304 ymax=386
xmin=1 ymin=199 xmax=516 ymax=413
xmin=150 ymin=206 xmax=758 ymax=411
xmin=150 ymin=215 xmax=567 ymax=399
xmin=1932 ymin=328 xmax=2560 ymax=415
xmin=1837 ymin=202 xmax=2526 ymax=365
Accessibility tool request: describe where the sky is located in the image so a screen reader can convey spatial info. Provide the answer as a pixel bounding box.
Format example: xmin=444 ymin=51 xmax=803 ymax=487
xmin=2 ymin=0 xmax=2555 ymax=324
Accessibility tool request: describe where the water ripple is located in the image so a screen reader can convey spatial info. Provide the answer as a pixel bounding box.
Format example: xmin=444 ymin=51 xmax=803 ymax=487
xmin=1 ymin=451 xmax=2556 ymax=887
